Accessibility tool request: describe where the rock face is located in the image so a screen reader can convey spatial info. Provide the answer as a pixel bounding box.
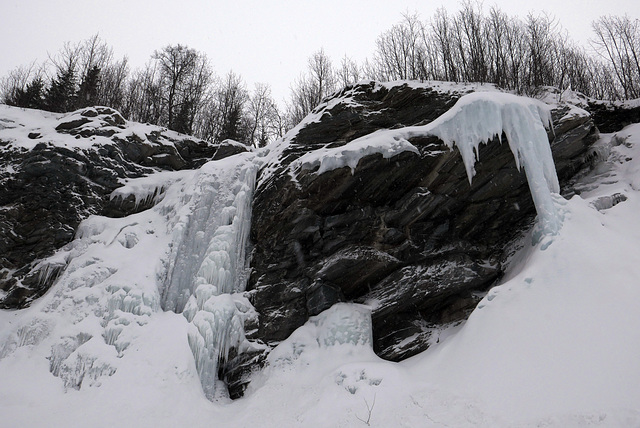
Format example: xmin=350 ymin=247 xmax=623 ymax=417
xmin=586 ymin=99 xmax=640 ymax=133
xmin=0 ymin=106 xmax=242 ymax=308
xmin=243 ymin=81 xmax=599 ymax=380
xmin=0 ymin=83 xmax=614 ymax=400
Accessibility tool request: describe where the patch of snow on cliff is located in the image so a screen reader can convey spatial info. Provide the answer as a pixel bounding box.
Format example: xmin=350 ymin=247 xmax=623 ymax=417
xmin=293 ymin=132 xmax=420 ymax=175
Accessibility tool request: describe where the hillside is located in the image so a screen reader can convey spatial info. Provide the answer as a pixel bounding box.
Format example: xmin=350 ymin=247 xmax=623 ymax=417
xmin=1 ymin=81 xmax=639 ymax=427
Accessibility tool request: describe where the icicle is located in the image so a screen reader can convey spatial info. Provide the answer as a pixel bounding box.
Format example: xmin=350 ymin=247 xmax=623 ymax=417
xmin=426 ymin=92 xmax=562 ymax=238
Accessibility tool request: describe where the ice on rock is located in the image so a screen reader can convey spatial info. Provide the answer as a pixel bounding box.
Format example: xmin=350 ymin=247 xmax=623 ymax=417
xmin=0 ymin=315 xmax=55 ymax=358
xmin=109 ymin=170 xmax=193 ymax=212
xmin=0 ymin=208 xmax=166 ymax=389
xmin=162 ymin=158 xmax=256 ymax=313
xmin=427 ymin=92 xmax=562 ymax=238
xmin=187 ymin=294 xmax=248 ymax=400
xmin=269 ymin=303 xmax=373 ymax=367
xmin=315 ymin=303 xmax=373 ymax=347
xmin=0 ymin=153 xmax=259 ymax=399
xmin=50 ymin=337 xmax=118 ymax=390
xmin=291 ymin=92 xmax=563 ymax=241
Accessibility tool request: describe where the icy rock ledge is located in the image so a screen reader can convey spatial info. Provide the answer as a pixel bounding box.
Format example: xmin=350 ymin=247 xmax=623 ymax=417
xmin=294 ymin=92 xmax=563 ymax=240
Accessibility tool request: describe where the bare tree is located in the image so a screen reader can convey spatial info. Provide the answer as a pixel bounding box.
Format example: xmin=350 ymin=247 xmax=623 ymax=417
xmin=287 ymin=48 xmax=336 ymax=126
xmin=431 ymin=8 xmax=459 ymax=82
xmin=591 ymin=15 xmax=640 ymax=99
xmin=74 ymin=34 xmax=116 ymax=108
xmin=0 ymin=61 xmax=45 ymax=106
xmin=308 ymin=48 xmax=336 ymax=105
xmin=246 ymin=83 xmax=279 ymax=147
xmin=373 ymin=12 xmax=426 ymax=81
xmin=336 ymin=55 xmax=362 ymax=89
xmin=98 ymin=57 xmax=129 ymax=110
xmin=454 ymin=1 xmax=488 ymax=83
xmin=124 ymin=62 xmax=164 ymax=125
xmin=216 ymin=70 xmax=249 ymax=142
xmin=153 ymin=44 xmax=198 ymax=129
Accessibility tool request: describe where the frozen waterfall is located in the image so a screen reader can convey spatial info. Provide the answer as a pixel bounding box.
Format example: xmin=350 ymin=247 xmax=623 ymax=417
xmin=161 ymin=153 xmax=258 ymax=400
xmin=426 ymin=92 xmax=561 ymax=238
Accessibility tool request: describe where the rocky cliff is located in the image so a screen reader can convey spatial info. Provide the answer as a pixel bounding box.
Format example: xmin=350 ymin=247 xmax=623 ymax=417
xmin=0 ymin=82 xmax=617 ymax=399
xmin=0 ymin=105 xmax=244 ymax=308
xmin=224 ymin=81 xmax=599 ymax=396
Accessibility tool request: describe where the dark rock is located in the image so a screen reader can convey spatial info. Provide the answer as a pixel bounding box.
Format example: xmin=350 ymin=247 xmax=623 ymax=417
xmin=306 ymin=281 xmax=345 ymax=316
xmin=222 ymin=346 xmax=269 ymax=399
xmin=213 ymin=139 xmax=250 ymax=160
xmin=55 ymin=117 xmax=91 ymax=131
xmin=586 ymin=99 xmax=640 ymax=133
xmin=243 ymin=81 xmax=599 ymax=385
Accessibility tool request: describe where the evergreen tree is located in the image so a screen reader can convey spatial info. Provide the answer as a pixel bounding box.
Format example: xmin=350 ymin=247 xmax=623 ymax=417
xmin=20 ymin=78 xmax=45 ymax=109
xmin=76 ymin=65 xmax=101 ymax=108
xmin=5 ymin=77 xmax=45 ymax=109
xmin=172 ymin=98 xmax=195 ymax=135
xmin=45 ymin=66 xmax=77 ymax=113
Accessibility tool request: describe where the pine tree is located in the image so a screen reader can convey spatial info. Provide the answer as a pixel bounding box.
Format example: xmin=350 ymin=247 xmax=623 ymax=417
xmin=172 ymin=98 xmax=194 ymax=135
xmin=76 ymin=65 xmax=101 ymax=108
xmin=20 ymin=78 xmax=45 ymax=109
xmin=45 ymin=66 xmax=77 ymax=113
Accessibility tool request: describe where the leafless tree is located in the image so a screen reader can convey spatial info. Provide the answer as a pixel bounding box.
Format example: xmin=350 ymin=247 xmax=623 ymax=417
xmin=372 ymin=12 xmax=426 ymax=81
xmin=336 ymin=55 xmax=362 ymax=89
xmin=287 ymin=48 xmax=336 ymax=126
xmin=153 ymin=44 xmax=198 ymax=129
xmin=98 ymin=57 xmax=129 ymax=110
xmin=215 ymin=70 xmax=249 ymax=142
xmin=591 ymin=15 xmax=640 ymax=99
xmin=246 ymin=82 xmax=279 ymax=147
xmin=0 ymin=61 xmax=45 ymax=105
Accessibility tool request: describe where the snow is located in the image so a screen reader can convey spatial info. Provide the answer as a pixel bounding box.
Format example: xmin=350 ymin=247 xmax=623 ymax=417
xmin=2 ymin=91 xmax=640 ymax=426
xmin=0 ymin=104 xmax=193 ymax=151
xmin=293 ymin=132 xmax=420 ymax=175
xmin=109 ymin=169 xmax=194 ymax=210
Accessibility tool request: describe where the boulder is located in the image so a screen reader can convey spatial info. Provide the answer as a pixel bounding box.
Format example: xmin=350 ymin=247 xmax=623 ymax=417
xmin=243 ymin=81 xmax=599 ymax=380
xmin=586 ymin=99 xmax=640 ymax=133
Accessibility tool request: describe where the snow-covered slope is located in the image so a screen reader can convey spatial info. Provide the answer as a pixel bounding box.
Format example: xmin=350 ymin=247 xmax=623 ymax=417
xmin=1 ymin=91 xmax=640 ymax=426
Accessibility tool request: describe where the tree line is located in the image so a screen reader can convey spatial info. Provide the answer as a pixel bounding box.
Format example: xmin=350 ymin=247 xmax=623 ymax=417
xmin=2 ymin=4 xmax=639 ymax=146
xmin=358 ymin=4 xmax=640 ymax=100
xmin=0 ymin=36 xmax=285 ymax=147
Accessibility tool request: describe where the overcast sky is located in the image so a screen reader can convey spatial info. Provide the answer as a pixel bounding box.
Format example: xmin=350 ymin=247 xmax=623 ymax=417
xmin=1 ymin=0 xmax=638 ymax=104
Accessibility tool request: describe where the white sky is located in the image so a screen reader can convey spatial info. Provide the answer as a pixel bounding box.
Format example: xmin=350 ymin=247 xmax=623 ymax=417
xmin=1 ymin=0 xmax=639 ymax=104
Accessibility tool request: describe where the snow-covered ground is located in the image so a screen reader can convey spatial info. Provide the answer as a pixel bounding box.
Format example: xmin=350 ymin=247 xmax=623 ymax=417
xmin=1 ymin=95 xmax=640 ymax=426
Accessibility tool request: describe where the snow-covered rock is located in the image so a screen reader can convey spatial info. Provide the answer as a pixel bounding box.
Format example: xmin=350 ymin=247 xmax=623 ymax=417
xmin=0 ymin=105 xmax=222 ymax=308
xmin=4 ymin=80 xmax=639 ymax=427
xmin=248 ymin=81 xmax=598 ymax=373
